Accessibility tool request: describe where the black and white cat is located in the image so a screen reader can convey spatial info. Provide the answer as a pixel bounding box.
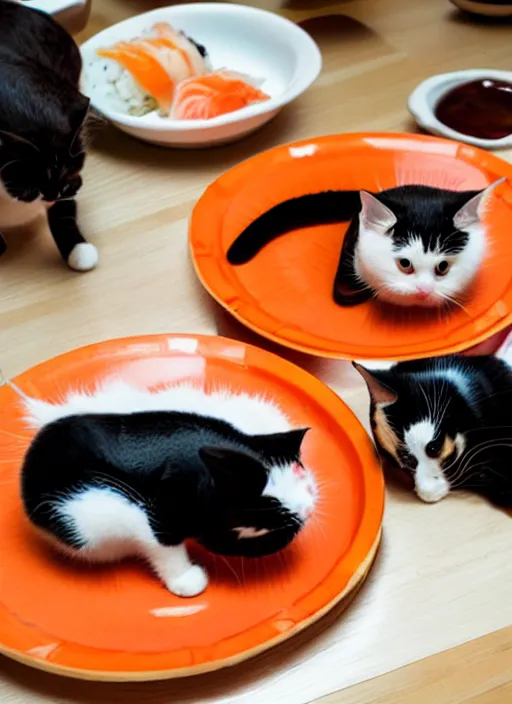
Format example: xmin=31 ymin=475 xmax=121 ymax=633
xmin=227 ymin=182 xmax=502 ymax=308
xmin=355 ymin=353 xmax=512 ymax=506
xmin=0 ymin=1 xmax=97 ymax=271
xmin=17 ymin=381 xmax=316 ymax=597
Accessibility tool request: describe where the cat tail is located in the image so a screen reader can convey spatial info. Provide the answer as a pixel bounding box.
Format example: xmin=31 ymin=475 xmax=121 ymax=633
xmin=226 ymin=190 xmax=362 ymax=265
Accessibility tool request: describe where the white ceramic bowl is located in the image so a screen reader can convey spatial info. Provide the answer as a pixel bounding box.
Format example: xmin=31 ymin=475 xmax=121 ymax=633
xmin=449 ymin=0 xmax=512 ymax=16
xmin=80 ymin=4 xmax=322 ymax=148
xmin=408 ymin=69 xmax=512 ymax=150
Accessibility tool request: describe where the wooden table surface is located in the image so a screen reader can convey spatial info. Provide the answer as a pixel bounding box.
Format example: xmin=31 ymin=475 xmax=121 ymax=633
xmin=1 ymin=1 xmax=511 ymax=702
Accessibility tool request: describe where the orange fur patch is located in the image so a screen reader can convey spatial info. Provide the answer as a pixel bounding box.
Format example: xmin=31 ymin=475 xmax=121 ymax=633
xmin=374 ymin=407 xmax=399 ymax=462
xmin=440 ymin=436 xmax=455 ymax=461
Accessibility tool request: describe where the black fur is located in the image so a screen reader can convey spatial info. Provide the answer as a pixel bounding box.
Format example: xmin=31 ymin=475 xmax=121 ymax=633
xmin=226 ymin=185 xmax=482 ymax=307
xmin=21 ymin=411 xmax=309 ymax=558
xmin=0 ymin=1 xmax=91 ymax=265
xmin=362 ymin=354 xmax=512 ymax=507
xmin=226 ymin=191 xmax=361 ymax=265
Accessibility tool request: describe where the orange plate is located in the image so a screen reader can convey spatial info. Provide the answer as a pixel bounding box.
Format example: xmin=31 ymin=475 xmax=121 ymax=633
xmin=0 ymin=334 xmax=383 ymax=681
xmin=190 ymin=133 xmax=512 ymax=360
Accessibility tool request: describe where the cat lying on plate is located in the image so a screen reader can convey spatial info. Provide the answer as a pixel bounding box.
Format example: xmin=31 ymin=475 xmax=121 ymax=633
xmin=16 ymin=381 xmax=316 ymax=597
xmin=227 ymin=180 xmax=503 ymax=309
xmin=355 ymin=351 xmax=512 ymax=507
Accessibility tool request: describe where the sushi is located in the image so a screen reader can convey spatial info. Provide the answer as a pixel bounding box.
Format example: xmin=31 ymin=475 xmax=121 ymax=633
xmin=90 ymin=22 xmax=270 ymax=121
xmin=171 ymin=70 xmax=270 ymax=120
xmin=94 ymin=23 xmax=211 ymax=116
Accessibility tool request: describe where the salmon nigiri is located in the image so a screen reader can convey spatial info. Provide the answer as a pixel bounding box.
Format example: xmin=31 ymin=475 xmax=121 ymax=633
xmin=151 ymin=22 xmax=207 ymax=78
xmin=97 ymin=41 xmax=176 ymax=116
xmin=171 ymin=70 xmax=270 ymax=121
xmin=96 ymin=23 xmax=209 ymax=116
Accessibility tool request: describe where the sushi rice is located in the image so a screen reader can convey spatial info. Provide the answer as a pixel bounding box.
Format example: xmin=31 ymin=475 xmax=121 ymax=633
xmin=85 ymin=57 xmax=159 ymax=117
xmin=84 ymin=24 xmax=212 ymax=117
xmin=83 ymin=23 xmax=268 ymax=121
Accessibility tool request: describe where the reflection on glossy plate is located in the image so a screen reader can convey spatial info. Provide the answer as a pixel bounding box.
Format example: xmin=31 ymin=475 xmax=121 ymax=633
xmin=0 ymin=334 xmax=383 ymax=680
xmin=190 ymin=132 xmax=512 ymax=361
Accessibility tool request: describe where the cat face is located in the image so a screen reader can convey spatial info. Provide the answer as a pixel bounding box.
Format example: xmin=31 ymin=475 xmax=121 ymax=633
xmin=354 ymin=361 xmax=473 ymax=503
xmin=0 ymin=95 xmax=89 ymax=205
xmin=354 ymin=183 xmax=500 ymax=307
xmin=198 ymin=428 xmax=317 ymax=557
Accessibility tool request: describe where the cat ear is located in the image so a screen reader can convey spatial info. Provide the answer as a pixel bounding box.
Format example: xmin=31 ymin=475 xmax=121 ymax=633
xmin=454 ymin=178 xmax=506 ymax=230
xmin=252 ymin=428 xmax=309 ymax=461
xmin=199 ymin=446 xmax=266 ymax=497
xmin=359 ymin=191 xmax=397 ymax=234
xmin=353 ymin=363 xmax=398 ymax=406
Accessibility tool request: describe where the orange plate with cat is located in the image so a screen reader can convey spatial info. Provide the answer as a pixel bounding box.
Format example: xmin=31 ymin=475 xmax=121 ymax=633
xmin=0 ymin=334 xmax=383 ymax=681
xmin=190 ymin=133 xmax=512 ymax=360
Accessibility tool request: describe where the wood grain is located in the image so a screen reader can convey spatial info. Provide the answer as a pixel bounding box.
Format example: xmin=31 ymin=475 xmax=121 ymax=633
xmin=314 ymin=626 xmax=512 ymax=704
xmin=0 ymin=1 xmax=511 ymax=703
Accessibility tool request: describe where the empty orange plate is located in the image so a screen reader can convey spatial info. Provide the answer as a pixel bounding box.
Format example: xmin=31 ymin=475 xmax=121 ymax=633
xmin=0 ymin=334 xmax=383 ymax=680
xmin=190 ymin=132 xmax=512 ymax=360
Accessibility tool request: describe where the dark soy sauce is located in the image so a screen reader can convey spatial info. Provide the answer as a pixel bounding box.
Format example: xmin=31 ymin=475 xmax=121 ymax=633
xmin=435 ymin=78 xmax=512 ymax=141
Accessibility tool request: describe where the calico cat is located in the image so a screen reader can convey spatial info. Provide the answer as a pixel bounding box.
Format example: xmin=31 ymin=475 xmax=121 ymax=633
xmin=354 ymin=354 xmax=512 ymax=506
xmin=0 ymin=1 xmax=97 ymax=271
xmin=227 ymin=182 xmax=502 ymax=308
xmin=18 ymin=381 xmax=316 ymax=597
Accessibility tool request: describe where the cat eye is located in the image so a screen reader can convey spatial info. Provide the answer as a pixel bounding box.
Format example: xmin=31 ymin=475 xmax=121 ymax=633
xmin=435 ymin=260 xmax=451 ymax=277
xmin=397 ymin=258 xmax=414 ymax=274
xmin=425 ymin=439 xmax=443 ymax=458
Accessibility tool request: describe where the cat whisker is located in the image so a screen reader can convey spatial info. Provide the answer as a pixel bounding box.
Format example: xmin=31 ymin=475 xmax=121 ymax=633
xmin=0 ymin=159 xmax=22 ymax=176
xmin=464 ymin=425 xmax=512 ymax=433
xmin=309 ymin=517 xmax=329 ymax=545
xmin=0 ymin=130 xmax=40 ymax=154
xmin=418 ymin=384 xmax=434 ymax=424
xmin=313 ymin=479 xmax=344 ymax=492
xmin=448 ymin=440 xmax=512 ymax=484
xmin=91 ymin=472 xmax=146 ymax=506
xmin=440 ymin=293 xmax=471 ymax=316
xmin=215 ymin=554 xmax=242 ymax=586
xmin=450 ymin=462 xmax=507 ymax=490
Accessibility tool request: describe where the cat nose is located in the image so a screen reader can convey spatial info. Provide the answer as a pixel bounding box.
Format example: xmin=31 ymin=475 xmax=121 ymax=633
xmin=416 ymin=284 xmax=434 ymax=298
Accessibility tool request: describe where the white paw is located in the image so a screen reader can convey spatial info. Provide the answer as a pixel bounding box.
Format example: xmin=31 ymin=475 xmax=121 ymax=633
xmin=415 ymin=476 xmax=450 ymax=503
xmin=67 ymin=243 xmax=98 ymax=272
xmin=167 ymin=565 xmax=208 ymax=598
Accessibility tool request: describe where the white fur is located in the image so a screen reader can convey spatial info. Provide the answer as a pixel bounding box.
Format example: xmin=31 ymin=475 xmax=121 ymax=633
xmin=54 ymin=488 xmax=207 ymax=597
xmin=0 ymin=178 xmax=48 ymax=229
xmin=23 ymin=380 xmax=294 ymax=435
xmin=67 ymin=242 xmax=99 ymax=272
xmin=263 ymin=463 xmax=317 ymax=522
xmin=496 ymin=332 xmax=512 ymax=368
xmin=355 ymin=225 xmax=485 ymax=308
xmin=0 ymin=177 xmax=98 ymax=272
xmin=353 ymin=187 xmax=494 ymax=307
xmin=412 ymin=366 xmax=477 ymax=406
xmin=404 ymin=420 xmax=465 ymax=503
xmin=24 ymin=382 xmax=317 ymax=594
xmin=23 ymin=380 xmax=316 ymax=519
